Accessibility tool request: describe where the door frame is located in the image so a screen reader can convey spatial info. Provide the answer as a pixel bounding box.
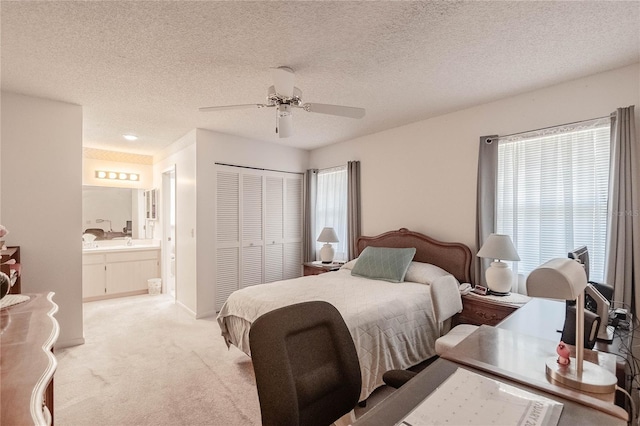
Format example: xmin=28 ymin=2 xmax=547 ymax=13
xmin=162 ymin=165 xmax=177 ymax=300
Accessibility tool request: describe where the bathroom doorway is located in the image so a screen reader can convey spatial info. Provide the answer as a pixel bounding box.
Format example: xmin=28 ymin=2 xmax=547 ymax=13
xmin=162 ymin=167 xmax=177 ymax=299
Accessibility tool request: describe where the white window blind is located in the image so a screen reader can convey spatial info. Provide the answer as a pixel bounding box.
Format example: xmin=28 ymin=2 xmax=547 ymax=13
xmin=315 ymin=166 xmax=348 ymax=262
xmin=497 ymin=118 xmax=610 ymax=282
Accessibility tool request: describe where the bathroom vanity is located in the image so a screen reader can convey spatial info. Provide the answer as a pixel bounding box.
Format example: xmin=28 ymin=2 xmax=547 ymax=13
xmin=82 ymin=242 xmax=160 ymax=301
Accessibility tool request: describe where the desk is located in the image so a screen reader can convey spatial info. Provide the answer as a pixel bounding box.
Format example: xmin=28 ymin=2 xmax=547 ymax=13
xmin=442 ymin=325 xmax=625 ymax=417
xmin=354 ymin=358 xmax=625 ymax=426
xmin=498 ymin=297 xmax=631 ymax=405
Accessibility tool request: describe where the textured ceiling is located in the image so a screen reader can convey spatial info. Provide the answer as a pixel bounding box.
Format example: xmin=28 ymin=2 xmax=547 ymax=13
xmin=2 ymin=1 xmax=639 ymax=155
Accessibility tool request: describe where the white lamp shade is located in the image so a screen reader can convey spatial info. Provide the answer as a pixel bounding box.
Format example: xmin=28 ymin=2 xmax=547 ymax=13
xmin=477 ymin=234 xmax=520 ymax=261
xmin=526 ymin=258 xmax=587 ymax=300
xmin=317 ymin=227 xmax=339 ymax=243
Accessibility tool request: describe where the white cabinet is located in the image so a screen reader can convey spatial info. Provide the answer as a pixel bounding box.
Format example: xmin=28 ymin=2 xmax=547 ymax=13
xmin=82 ymin=254 xmax=107 ymax=298
xmin=82 ymin=249 xmax=160 ymax=301
xmin=215 ymin=165 xmax=303 ymax=311
xmin=144 ymin=189 xmax=158 ymax=220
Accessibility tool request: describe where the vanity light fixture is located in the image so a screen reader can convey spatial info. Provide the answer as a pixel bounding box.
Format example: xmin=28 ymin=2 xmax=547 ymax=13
xmin=123 ymin=134 xmax=138 ymax=141
xmin=95 ymin=170 xmax=140 ymax=182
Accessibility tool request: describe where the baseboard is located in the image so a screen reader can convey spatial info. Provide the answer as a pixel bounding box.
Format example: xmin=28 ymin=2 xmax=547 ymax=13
xmin=175 ymin=300 xmax=197 ymax=317
xmin=83 ymin=289 xmax=148 ymax=303
xmin=195 ymin=309 xmax=218 ymax=320
xmin=55 ymin=336 xmax=85 ymax=349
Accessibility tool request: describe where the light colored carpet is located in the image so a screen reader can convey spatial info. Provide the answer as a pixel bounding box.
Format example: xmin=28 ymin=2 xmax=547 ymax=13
xmin=55 ymin=294 xmax=393 ymax=425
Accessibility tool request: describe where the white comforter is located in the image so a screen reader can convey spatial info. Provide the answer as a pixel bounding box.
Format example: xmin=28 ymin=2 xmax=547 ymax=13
xmin=217 ymin=268 xmax=461 ymax=400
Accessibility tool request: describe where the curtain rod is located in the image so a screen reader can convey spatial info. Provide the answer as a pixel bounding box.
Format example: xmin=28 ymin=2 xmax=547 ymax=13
xmin=499 ymin=113 xmax=613 ymax=139
xmin=214 ymin=162 xmax=302 ymax=175
xmin=318 ymin=164 xmax=347 ymax=172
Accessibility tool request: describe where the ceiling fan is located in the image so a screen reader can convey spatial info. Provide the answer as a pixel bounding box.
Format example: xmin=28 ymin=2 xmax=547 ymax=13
xmin=199 ymin=67 xmax=366 ymax=138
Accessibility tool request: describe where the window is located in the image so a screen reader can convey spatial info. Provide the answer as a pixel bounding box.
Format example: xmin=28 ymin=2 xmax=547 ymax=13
xmin=315 ymin=166 xmax=347 ymax=261
xmin=496 ymin=118 xmax=610 ymax=282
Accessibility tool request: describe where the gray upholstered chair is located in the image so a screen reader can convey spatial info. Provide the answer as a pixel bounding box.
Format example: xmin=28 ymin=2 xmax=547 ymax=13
xmin=249 ymin=301 xmax=361 ymax=426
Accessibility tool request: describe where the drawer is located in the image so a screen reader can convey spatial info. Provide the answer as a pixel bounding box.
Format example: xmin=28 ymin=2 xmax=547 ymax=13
xmin=457 ymin=297 xmax=518 ymax=326
xmin=82 ymin=254 xmax=105 ymax=265
xmin=106 ymin=249 xmax=159 ymax=263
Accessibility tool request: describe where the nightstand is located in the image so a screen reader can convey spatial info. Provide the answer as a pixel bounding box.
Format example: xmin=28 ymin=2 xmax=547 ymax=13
xmin=303 ymin=261 xmax=342 ymax=276
xmin=453 ymin=292 xmax=531 ymax=326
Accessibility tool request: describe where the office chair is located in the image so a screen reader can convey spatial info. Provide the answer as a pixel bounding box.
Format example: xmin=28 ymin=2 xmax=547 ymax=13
xmin=249 ymin=301 xmax=362 ymax=426
xmin=561 ymin=303 xmax=601 ymax=349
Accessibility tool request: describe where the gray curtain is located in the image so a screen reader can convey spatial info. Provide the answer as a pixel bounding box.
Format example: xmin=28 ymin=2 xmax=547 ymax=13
xmin=605 ymin=105 xmax=639 ymax=315
xmin=303 ymin=169 xmax=318 ymax=262
xmin=475 ymin=135 xmax=499 ymax=286
xmin=347 ymin=161 xmax=361 ymax=260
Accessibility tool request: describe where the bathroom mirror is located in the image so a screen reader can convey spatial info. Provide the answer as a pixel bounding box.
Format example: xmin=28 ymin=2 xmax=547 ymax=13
xmin=82 ymin=186 xmax=145 ymax=239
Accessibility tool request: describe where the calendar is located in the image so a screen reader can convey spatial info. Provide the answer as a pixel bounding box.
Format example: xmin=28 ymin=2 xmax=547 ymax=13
xmin=398 ymin=368 xmax=563 ymax=426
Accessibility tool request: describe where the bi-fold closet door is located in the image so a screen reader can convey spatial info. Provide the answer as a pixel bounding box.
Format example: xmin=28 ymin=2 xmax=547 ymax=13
xmin=215 ymin=164 xmax=303 ymax=311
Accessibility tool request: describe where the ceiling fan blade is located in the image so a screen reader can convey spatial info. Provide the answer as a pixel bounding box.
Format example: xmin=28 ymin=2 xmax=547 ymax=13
xmin=276 ymin=104 xmax=293 ymax=138
xmin=303 ymin=103 xmax=366 ymax=119
xmin=271 ymin=66 xmax=295 ymax=98
xmin=199 ymin=104 xmax=266 ymax=112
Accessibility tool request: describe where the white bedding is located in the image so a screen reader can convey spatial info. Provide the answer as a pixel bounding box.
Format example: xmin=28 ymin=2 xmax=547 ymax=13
xmin=217 ymin=267 xmax=462 ymax=401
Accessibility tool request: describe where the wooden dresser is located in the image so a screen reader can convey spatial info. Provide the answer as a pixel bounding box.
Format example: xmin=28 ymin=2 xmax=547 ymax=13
xmin=454 ymin=292 xmax=531 ymax=326
xmin=1 ymin=293 xmax=59 ymax=425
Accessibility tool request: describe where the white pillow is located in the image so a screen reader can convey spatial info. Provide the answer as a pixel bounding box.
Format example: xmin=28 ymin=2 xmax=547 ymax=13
xmin=340 ymin=259 xmax=358 ymax=270
xmin=404 ymin=261 xmax=450 ymax=285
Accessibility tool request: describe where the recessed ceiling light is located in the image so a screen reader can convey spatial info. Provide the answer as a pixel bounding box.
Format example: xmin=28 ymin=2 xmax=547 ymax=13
xmin=123 ymin=134 xmax=138 ymax=141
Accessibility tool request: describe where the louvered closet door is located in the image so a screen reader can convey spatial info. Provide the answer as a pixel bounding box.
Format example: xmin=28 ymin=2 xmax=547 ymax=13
xmin=265 ymin=175 xmax=284 ymax=283
xmin=215 ymin=165 xmax=303 ymax=311
xmin=216 ymin=169 xmax=240 ymax=311
xmin=241 ymin=172 xmax=264 ymax=288
xmin=284 ymin=176 xmax=303 ymax=279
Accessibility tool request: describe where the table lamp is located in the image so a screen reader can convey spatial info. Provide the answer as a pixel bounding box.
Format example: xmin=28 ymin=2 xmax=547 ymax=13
xmin=476 ymin=234 xmax=520 ymax=295
xmin=527 ymin=258 xmax=617 ymax=394
xmin=317 ymin=227 xmax=339 ymax=263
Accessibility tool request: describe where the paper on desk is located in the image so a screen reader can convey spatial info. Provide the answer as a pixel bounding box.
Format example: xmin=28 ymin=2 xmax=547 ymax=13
xmin=397 ymin=368 xmax=563 ymax=426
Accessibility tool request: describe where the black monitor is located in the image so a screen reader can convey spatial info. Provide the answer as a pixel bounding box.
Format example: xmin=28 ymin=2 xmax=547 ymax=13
xmin=568 ymin=245 xmax=589 ymax=281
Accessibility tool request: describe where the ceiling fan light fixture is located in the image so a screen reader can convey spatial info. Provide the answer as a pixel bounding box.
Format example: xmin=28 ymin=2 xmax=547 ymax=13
xmin=123 ymin=134 xmax=138 ymax=141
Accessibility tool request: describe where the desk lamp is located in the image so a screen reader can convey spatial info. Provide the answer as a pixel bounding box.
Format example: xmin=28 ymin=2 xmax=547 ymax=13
xmin=476 ymin=234 xmax=520 ymax=295
xmin=527 ymin=258 xmax=617 ymax=394
xmin=317 ymin=227 xmax=339 ymax=263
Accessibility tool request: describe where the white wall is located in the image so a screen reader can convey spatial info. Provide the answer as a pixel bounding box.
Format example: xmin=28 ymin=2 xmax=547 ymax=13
xmin=1 ymin=92 xmax=84 ymax=347
xmin=310 ymin=64 xmax=640 ymax=253
xmin=153 ymin=130 xmax=197 ymax=314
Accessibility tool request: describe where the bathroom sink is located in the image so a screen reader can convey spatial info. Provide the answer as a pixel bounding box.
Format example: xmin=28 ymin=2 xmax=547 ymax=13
xmin=82 ymin=243 xmax=160 ymax=252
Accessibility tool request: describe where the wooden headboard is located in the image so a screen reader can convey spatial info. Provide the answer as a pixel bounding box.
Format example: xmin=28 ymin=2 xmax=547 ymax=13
xmin=355 ymin=228 xmax=473 ymax=284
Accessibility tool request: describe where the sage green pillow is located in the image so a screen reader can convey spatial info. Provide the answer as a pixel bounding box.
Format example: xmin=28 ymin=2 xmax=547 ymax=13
xmin=351 ymin=246 xmax=417 ymax=283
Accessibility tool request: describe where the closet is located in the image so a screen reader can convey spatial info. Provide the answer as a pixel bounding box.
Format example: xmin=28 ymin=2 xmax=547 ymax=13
xmin=215 ymin=164 xmax=303 ymax=310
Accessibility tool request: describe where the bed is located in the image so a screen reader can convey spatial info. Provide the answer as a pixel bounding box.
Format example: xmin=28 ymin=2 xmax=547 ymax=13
xmin=216 ymin=228 xmax=473 ymax=401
